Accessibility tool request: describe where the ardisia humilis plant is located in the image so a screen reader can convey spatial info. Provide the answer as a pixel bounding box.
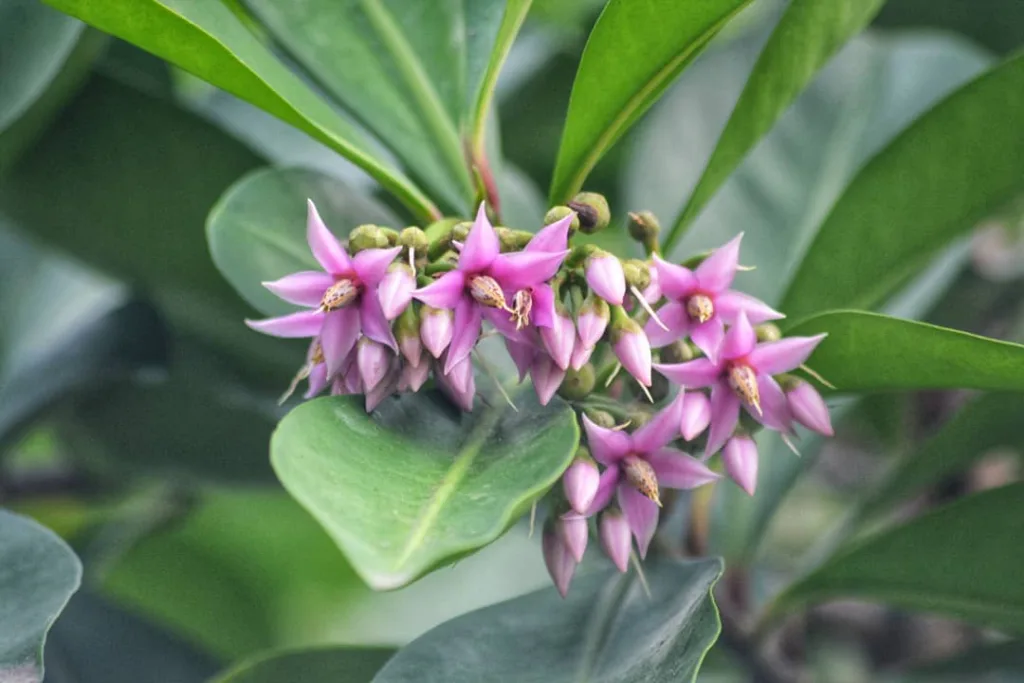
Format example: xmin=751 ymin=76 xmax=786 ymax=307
xmin=7 ymin=0 xmax=1024 ymax=681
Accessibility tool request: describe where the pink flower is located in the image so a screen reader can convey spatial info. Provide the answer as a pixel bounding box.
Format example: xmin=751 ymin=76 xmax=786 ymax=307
xmin=654 ymin=312 xmax=826 ymax=457
xmin=680 ymin=392 xmax=712 ymax=441
xmin=582 ymin=393 xmax=718 ymax=557
xmin=412 ymin=204 xmax=568 ymax=375
xmin=645 ymin=235 xmax=782 ymax=362
xmin=247 ymin=200 xmax=400 ymax=375
xmin=377 ymin=263 xmax=415 ymax=320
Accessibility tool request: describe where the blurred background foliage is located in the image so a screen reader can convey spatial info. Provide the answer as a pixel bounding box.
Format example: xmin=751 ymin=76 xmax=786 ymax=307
xmin=1 ymin=0 xmax=1023 ymax=680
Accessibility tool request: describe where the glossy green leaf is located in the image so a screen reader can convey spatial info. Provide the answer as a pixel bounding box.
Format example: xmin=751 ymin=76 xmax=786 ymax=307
xmin=272 ymin=390 xmax=579 ymax=589
xmin=775 ymin=483 xmax=1024 ymax=633
xmin=787 ymin=310 xmax=1024 ymax=393
xmin=856 ymin=392 xmax=1024 ymax=523
xmin=373 ymin=557 xmax=723 ymax=682
xmin=875 ymin=0 xmax=1024 ymax=55
xmin=213 ymin=646 xmax=395 ymax=683
xmin=0 ymin=510 xmax=82 ymax=681
xmin=549 ymin=0 xmax=755 ymax=203
xmin=40 ymin=0 xmax=438 ymax=219
xmin=665 ymin=0 xmax=886 ymax=249
xmin=782 ymin=53 xmax=1024 ymax=319
xmin=207 ymin=167 xmax=399 ymax=318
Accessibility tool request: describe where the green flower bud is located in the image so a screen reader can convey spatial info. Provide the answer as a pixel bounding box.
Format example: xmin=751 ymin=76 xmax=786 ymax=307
xmin=584 ymin=408 xmax=616 ymax=429
xmin=755 ymin=323 xmax=782 ymax=343
xmin=573 ymin=444 xmax=595 ymax=465
xmin=349 ymin=224 xmax=389 ymax=252
xmin=660 ymin=340 xmax=694 ymax=364
xmin=627 ymin=211 xmax=661 ymax=244
xmin=568 ymin=192 xmax=610 ymax=234
xmin=558 ymin=363 xmax=596 ymax=401
xmin=511 ymin=230 xmax=535 ymax=249
xmin=424 ymin=217 xmax=461 ymax=260
xmin=496 ymin=227 xmax=518 ymax=252
xmin=627 ymin=408 xmax=653 ymax=429
xmin=398 ymin=226 xmax=429 ymax=257
xmin=381 ymin=227 xmax=400 ymax=246
xmin=395 ymin=300 xmax=420 ymax=340
xmin=452 ymin=221 xmax=474 ymax=243
xmin=544 ymin=205 xmax=581 ymax=234
xmin=622 ymin=259 xmax=651 ymax=291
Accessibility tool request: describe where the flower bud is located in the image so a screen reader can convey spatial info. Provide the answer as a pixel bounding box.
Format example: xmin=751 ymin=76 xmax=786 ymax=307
xmin=660 ymin=340 xmax=694 ymax=364
xmin=510 ymin=230 xmax=535 ymax=249
xmin=378 ymin=263 xmax=415 ymax=320
xmin=357 ymin=338 xmax=391 ymax=392
xmin=398 ymin=359 xmax=430 ymax=393
xmin=531 ymin=353 xmax=566 ymax=406
xmin=584 ymin=408 xmax=616 ymax=429
xmin=544 ymin=206 xmax=581 ymax=235
xmin=785 ymin=379 xmax=834 ymax=436
xmin=540 ymin=305 xmax=575 ymax=370
xmin=365 ymin=359 xmax=401 ymax=412
xmin=381 ymin=227 xmax=400 ymax=245
xmin=420 ymin=305 xmax=454 ymax=358
xmin=451 ymin=220 xmax=473 ymax=243
xmin=627 ymin=210 xmax=661 ymax=247
xmin=576 ymin=292 xmax=610 ymax=347
xmin=568 ymin=192 xmax=610 ymax=234
xmin=396 ymin=305 xmax=422 ymax=367
xmin=349 ymin=224 xmax=389 ymax=252
xmin=599 ymin=508 xmax=632 ymax=573
xmin=438 ymin=354 xmax=475 ymax=411
xmin=398 ymin=226 xmax=429 ymax=258
xmin=424 ymin=217 xmax=460 ymax=260
xmin=622 ymin=259 xmax=651 ymax=291
xmin=542 ymin=518 xmax=577 ymax=598
xmin=680 ymin=392 xmax=712 ymax=441
xmin=562 ymin=449 xmax=599 ymax=514
xmin=755 ymin=323 xmax=782 ymax=343
xmin=496 ymin=226 xmax=518 ymax=252
xmin=585 ymin=251 xmax=626 ymax=305
xmin=569 ymin=337 xmax=594 ymax=370
xmin=610 ymin=306 xmax=652 ymax=386
xmin=626 ymin=409 xmax=652 ymax=430
xmin=558 ymin=513 xmax=589 ymax=563
xmin=558 ymin=363 xmax=596 ymax=401
xmin=722 ymin=435 xmax=758 ymax=496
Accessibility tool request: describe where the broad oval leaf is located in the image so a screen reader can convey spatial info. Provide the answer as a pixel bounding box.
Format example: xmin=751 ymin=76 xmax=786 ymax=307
xmin=786 ymin=310 xmax=1024 ymax=393
xmin=781 ymin=52 xmax=1024 ymax=318
xmin=0 ymin=510 xmax=82 ymax=681
xmin=41 ymin=0 xmax=438 ymax=220
xmin=775 ymin=483 xmax=1024 ymax=634
xmin=207 ymin=167 xmax=400 ymax=318
xmin=665 ymin=0 xmax=886 ymax=248
xmin=549 ymin=0 xmax=755 ymax=203
xmin=372 ymin=557 xmax=723 ymax=683
xmin=213 ymin=646 xmax=395 ymax=683
xmin=271 ymin=390 xmax=579 ymax=589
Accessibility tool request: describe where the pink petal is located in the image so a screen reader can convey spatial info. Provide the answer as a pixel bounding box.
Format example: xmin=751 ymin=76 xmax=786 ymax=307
xmin=445 ymin=353 xmax=475 ymax=394
xmin=482 ymin=306 xmax=527 ymax=344
xmin=306 ymin=199 xmax=351 ymax=275
xmin=643 ymin=268 xmax=663 ymax=304
xmin=527 ymin=213 xmax=573 ymax=252
xmin=359 ymin=291 xmax=397 ymax=351
xmin=421 ymin=306 xmax=454 ymax=359
xmin=576 ymin=307 xmax=609 ymax=348
xmin=613 ymin=329 xmax=652 ymax=386
xmin=399 ymin=360 xmax=430 ymax=393
xmin=540 ymin=312 xmax=574 ymax=371
xmin=723 ymin=435 xmax=758 ymax=495
xmin=585 ymin=254 xmax=625 ymax=305
xmin=530 ymin=283 xmax=556 ymax=329
xmin=720 ymin=310 xmax=756 ymax=360
xmin=617 ymin=484 xmax=659 ymax=559
xmin=644 ymin=301 xmax=689 ymax=348
xmin=558 ymin=514 xmax=589 ymax=563
xmin=304 ymin=363 xmax=329 ymax=399
xmin=787 ymin=381 xmax=834 ymax=436
xmin=531 ymin=353 xmax=566 ymax=406
xmin=599 ymin=509 xmax=632 ymax=573
xmin=680 ymin=392 xmax=712 ymax=441
xmin=320 ymin=307 xmax=360 ymax=376
xmin=748 ymin=334 xmax=827 ymax=376
xmin=357 ymin=339 xmax=390 ymax=391
xmin=438 ymin=359 xmax=476 ymax=411
xmin=364 ymin=358 xmax=401 ymax=412
xmin=378 ymin=267 xmax=415 ymax=321
xmin=690 ymin=317 xmax=725 ymax=363
xmin=399 ymin=331 xmax=422 ymax=367
xmin=490 ymin=250 xmax=569 ymax=291
xmin=653 ymin=357 xmax=720 ymax=388
xmin=632 ymin=391 xmax=685 ymax=454
xmin=504 ymin=338 xmax=537 ymax=382
xmin=569 ymin=337 xmax=594 ymax=370
xmin=458 ymin=203 xmax=499 ymax=272
xmin=563 ymin=458 xmax=600 ymax=515
xmin=542 ymin=523 xmax=576 ymax=598
xmin=413 ymin=271 xmax=466 ymax=310
xmin=694 ymin=233 xmax=741 ymax=293
xmin=705 ymin=383 xmax=740 ymax=458
xmin=716 ymin=290 xmax=784 ymax=325
xmin=586 ymin=465 xmax=620 ymax=516
xmin=652 ymin=254 xmax=697 ymax=300
xmin=353 ymin=246 xmax=402 ymax=286
xmin=246 ymin=309 xmax=324 ymax=338
xmin=752 ymin=374 xmax=792 ymax=432
xmin=444 ymin=298 xmax=482 ymax=373
xmin=648 ymin=448 xmax=720 ymax=489
xmin=581 ymin=413 xmax=631 ymax=465
xmin=262 ymin=271 xmax=333 ymax=307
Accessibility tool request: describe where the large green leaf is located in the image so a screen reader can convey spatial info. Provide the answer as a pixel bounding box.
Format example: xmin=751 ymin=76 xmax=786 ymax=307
xmin=372 ymin=557 xmax=723 ymax=682
xmin=775 ymin=484 xmax=1024 ymax=633
xmin=272 ymin=390 xmax=579 ymax=589
xmin=207 ymin=167 xmax=399 ymax=318
xmin=0 ymin=510 xmax=82 ymax=681
xmin=786 ymin=311 xmax=1024 ymax=393
xmin=855 ymin=392 xmax=1024 ymax=523
xmin=665 ymin=0 xmax=886 ymax=248
xmin=40 ymin=0 xmax=438 ymax=219
xmin=781 ymin=53 xmax=1024 ymax=319
xmin=213 ymin=646 xmax=395 ymax=683
xmin=548 ymin=0 xmax=756 ymax=203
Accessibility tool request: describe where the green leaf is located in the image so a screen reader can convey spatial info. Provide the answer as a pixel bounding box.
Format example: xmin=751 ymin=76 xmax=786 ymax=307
xmin=0 ymin=509 xmax=82 ymax=681
xmin=781 ymin=52 xmax=1024 ymax=319
xmin=775 ymin=483 xmax=1024 ymax=633
xmin=786 ymin=310 xmax=1024 ymax=393
xmin=41 ymin=0 xmax=438 ymax=220
xmin=548 ymin=0 xmax=756 ymax=203
xmin=856 ymin=392 xmax=1024 ymax=523
xmin=207 ymin=167 xmax=399 ymax=318
xmin=213 ymin=646 xmax=395 ymax=683
xmin=372 ymin=557 xmax=723 ymax=682
xmin=272 ymin=390 xmax=579 ymax=589
xmin=892 ymin=640 xmax=1024 ymax=683
xmin=664 ymin=0 xmax=886 ymax=249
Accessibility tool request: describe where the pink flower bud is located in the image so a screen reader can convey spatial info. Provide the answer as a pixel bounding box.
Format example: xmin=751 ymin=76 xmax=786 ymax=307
xmin=786 ymin=380 xmax=833 ymax=436
xmin=377 ymin=264 xmax=415 ymax=320
xmin=531 ymin=353 xmax=566 ymax=406
xmin=365 ymin=361 xmax=400 ymax=412
xmin=610 ymin=307 xmax=651 ymax=386
xmin=680 ymin=392 xmax=712 ymax=441
xmin=542 ymin=520 xmax=576 ymax=598
xmin=563 ymin=457 xmax=600 ymax=514
xmin=585 ymin=252 xmax=626 ymax=305
xmin=558 ymin=513 xmax=589 ymax=563
xmin=599 ymin=508 xmax=632 ymax=573
xmin=420 ymin=306 xmax=454 ymax=358
xmin=399 ymin=329 xmax=422 ymax=368
xmin=570 ymin=337 xmax=594 ymax=371
xmin=332 ymin=352 xmax=361 ymax=395
xmin=438 ymin=354 xmax=475 ymax=411
xmin=357 ymin=338 xmax=391 ymax=391
xmin=722 ymin=435 xmax=758 ymax=496
xmin=398 ymin=360 xmax=430 ymax=393
xmin=575 ymin=293 xmax=610 ymax=347
xmin=540 ymin=308 xmax=575 ymax=370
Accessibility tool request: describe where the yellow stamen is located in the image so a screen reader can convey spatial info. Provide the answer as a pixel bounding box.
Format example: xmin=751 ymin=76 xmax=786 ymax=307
xmin=468 ymin=275 xmax=512 ymax=312
xmin=320 ymin=278 xmax=358 ymax=311
xmin=624 ymin=456 xmax=662 ymax=507
xmin=728 ymin=363 xmax=761 ymax=415
xmin=686 ymin=294 xmax=714 ymax=324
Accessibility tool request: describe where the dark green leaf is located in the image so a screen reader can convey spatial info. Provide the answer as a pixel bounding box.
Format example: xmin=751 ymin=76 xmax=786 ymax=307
xmin=213 ymin=646 xmax=395 ymax=683
xmin=207 ymin=167 xmax=399 ymax=318
xmin=775 ymin=484 xmax=1024 ymax=633
xmin=665 ymin=0 xmax=886 ymax=249
xmin=782 ymin=53 xmax=1024 ymax=319
xmin=786 ymin=310 xmax=1024 ymax=393
xmin=40 ymin=0 xmax=438 ymax=219
xmin=549 ymin=0 xmax=755 ymax=203
xmin=372 ymin=557 xmax=723 ymax=683
xmin=875 ymin=0 xmax=1024 ymax=55
xmin=893 ymin=640 xmax=1024 ymax=683
xmin=0 ymin=510 xmax=81 ymax=681
xmin=272 ymin=390 xmax=579 ymax=589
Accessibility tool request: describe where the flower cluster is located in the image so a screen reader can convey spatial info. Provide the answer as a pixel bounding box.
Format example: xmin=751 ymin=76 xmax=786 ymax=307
xmin=246 ymin=195 xmax=834 ymax=597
